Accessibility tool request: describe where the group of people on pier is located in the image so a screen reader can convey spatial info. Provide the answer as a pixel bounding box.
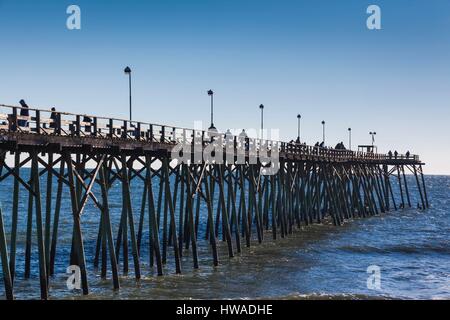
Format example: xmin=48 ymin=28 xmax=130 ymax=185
xmin=388 ymin=150 xmax=411 ymax=159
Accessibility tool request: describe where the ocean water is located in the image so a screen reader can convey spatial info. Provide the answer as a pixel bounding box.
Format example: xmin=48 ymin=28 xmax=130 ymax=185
xmin=0 ymin=172 xmax=448 ymax=300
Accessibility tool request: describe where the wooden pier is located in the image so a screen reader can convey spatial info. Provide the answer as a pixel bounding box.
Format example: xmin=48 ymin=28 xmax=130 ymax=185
xmin=0 ymin=103 xmax=428 ymax=300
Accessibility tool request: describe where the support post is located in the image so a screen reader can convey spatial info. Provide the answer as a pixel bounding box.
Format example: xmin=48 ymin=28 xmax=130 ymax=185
xmin=65 ymin=152 xmax=89 ymax=295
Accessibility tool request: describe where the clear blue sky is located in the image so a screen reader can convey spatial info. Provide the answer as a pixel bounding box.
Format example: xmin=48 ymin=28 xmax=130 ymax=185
xmin=1 ymin=0 xmax=449 ymax=174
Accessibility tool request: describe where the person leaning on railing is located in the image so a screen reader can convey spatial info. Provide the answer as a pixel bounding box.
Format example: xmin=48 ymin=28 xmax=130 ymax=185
xmin=18 ymin=100 xmax=30 ymax=127
xmin=239 ymin=129 xmax=249 ymax=151
xmin=49 ymin=108 xmax=57 ymax=130
xmin=83 ymin=116 xmax=92 ymax=134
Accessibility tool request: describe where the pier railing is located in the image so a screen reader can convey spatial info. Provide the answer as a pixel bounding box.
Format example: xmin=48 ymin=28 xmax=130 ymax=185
xmin=0 ymin=104 xmax=419 ymax=162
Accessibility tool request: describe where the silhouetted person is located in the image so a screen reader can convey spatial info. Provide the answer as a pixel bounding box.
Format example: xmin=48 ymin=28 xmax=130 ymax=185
xmin=225 ymin=129 xmax=232 ymax=138
xmin=133 ymin=124 xmax=142 ymax=139
xmin=49 ymin=107 xmax=57 ymax=129
xmin=18 ymin=99 xmax=30 ymax=127
xmin=224 ymin=129 xmax=233 ymax=148
xmin=314 ymin=142 xmax=320 ymax=147
xmin=388 ymin=150 xmax=393 ymax=159
xmin=406 ymin=151 xmax=410 ymax=159
xmin=239 ymin=129 xmax=248 ymax=151
xmin=83 ymin=116 xmax=92 ymax=134
xmin=394 ymin=150 xmax=398 ymax=159
xmin=319 ymin=141 xmax=324 ymax=148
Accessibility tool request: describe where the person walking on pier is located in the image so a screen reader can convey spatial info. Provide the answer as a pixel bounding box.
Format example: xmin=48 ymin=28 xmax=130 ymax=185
xmin=394 ymin=150 xmax=398 ymax=159
xmin=50 ymin=107 xmax=57 ymax=130
xmin=18 ymin=99 xmax=30 ymax=127
xmin=225 ymin=129 xmax=233 ymax=140
xmin=239 ymin=129 xmax=249 ymax=151
xmin=83 ymin=115 xmax=93 ymax=134
xmin=406 ymin=151 xmax=410 ymax=159
xmin=224 ymin=129 xmax=233 ymax=149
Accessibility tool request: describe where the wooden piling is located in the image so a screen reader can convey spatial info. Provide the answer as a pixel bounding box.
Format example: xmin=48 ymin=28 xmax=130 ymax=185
xmin=0 ymin=204 xmax=14 ymax=300
xmin=32 ymin=151 xmax=49 ymax=299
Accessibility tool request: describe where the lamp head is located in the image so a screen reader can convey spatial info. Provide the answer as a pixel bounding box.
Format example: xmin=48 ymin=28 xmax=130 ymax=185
xmin=297 ymin=114 xmax=301 ymax=119
xmin=207 ymin=90 xmax=214 ymax=96
xmin=322 ymin=121 xmax=325 ymax=125
xmin=259 ymin=104 xmax=264 ymax=110
xmin=124 ymin=66 xmax=131 ymax=74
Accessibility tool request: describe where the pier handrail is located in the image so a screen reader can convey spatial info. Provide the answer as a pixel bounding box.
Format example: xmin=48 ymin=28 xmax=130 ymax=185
xmin=0 ymin=104 xmax=420 ymax=162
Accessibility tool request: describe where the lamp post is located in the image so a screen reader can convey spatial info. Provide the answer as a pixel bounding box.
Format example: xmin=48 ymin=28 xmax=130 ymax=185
xmin=348 ymin=128 xmax=352 ymax=150
xmin=124 ymin=66 xmax=132 ymax=121
xmin=369 ymin=131 xmax=377 ymax=147
xmin=297 ymin=114 xmax=301 ymax=143
xmin=208 ymin=90 xmax=216 ymax=130
xmin=322 ymin=121 xmax=326 ymax=145
xmin=259 ymin=104 xmax=264 ymax=138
